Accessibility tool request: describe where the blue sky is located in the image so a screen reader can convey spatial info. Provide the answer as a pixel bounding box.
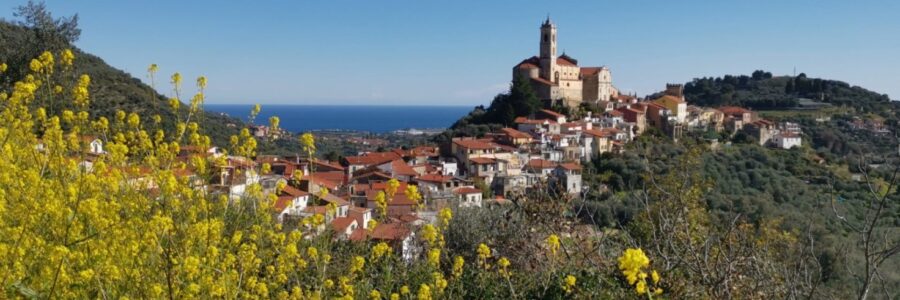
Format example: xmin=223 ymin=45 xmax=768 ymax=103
xmin=4 ymin=1 xmax=899 ymax=105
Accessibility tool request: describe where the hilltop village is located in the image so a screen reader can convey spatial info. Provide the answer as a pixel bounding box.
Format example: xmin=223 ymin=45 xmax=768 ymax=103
xmin=53 ymin=19 xmax=806 ymax=259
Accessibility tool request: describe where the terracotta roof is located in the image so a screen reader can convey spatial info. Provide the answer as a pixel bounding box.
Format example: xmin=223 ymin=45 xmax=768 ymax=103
xmin=320 ymin=193 xmax=350 ymax=206
xmin=468 ymin=157 xmax=497 ymax=165
xmin=500 ymin=127 xmax=532 ymax=139
xmin=608 ymin=110 xmax=624 ymax=117
xmin=365 ymin=189 xmax=417 ymax=206
xmin=515 ymin=56 xmax=540 ymax=69
xmin=273 ymin=196 xmax=294 ymax=212
xmin=344 ymin=152 xmax=402 ymax=166
xmin=526 ymin=159 xmax=557 ymax=169
xmin=539 ymin=109 xmax=565 ymax=119
xmin=583 ymin=128 xmax=611 ymax=138
xmin=417 ymin=174 xmax=454 ymax=183
xmin=370 ymin=222 xmax=412 ymax=241
xmin=514 ymin=117 xmax=554 ymax=125
xmin=453 ymin=139 xmax=497 ymax=150
xmin=558 ymin=162 xmax=583 ymax=171
xmin=557 ymin=54 xmax=578 ymax=66
xmin=388 ymin=159 xmax=419 ymax=177
xmin=312 ymin=160 xmax=345 ymax=171
xmin=280 ymin=185 xmax=309 ymax=198
xmin=579 ymin=66 xmax=606 ymax=76
xmin=453 ymin=187 xmax=482 ymax=195
xmin=331 ymin=217 xmax=356 ymax=233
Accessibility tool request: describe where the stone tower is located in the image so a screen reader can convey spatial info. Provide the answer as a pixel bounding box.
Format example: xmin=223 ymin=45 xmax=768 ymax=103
xmin=539 ymin=17 xmax=558 ymax=82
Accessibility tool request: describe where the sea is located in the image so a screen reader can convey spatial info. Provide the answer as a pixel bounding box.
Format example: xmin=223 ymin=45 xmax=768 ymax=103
xmin=204 ymin=104 xmax=473 ymax=133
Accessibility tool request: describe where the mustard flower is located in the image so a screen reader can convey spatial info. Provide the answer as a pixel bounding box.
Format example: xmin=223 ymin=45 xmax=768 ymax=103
xmin=451 ymin=255 xmax=464 ymax=278
xmin=371 ymin=242 xmax=391 ymax=260
xmin=417 ymin=284 xmax=432 ymax=300
xmin=171 ymin=72 xmax=182 ymax=86
xmin=61 ymin=49 xmax=75 ymax=67
xmin=400 ymin=285 xmax=410 ymax=295
xmin=197 ymin=76 xmax=208 ymax=89
xmin=427 ymin=248 xmax=440 ymax=268
xmin=369 ymin=289 xmax=382 ymax=300
xmin=438 ymin=208 xmax=452 ymax=228
xmin=498 ymin=257 xmax=511 ymax=278
xmin=563 ymin=274 xmax=577 ymax=294
xmin=546 ymin=234 xmax=561 ymax=255
xmin=349 ymin=255 xmax=365 ymax=274
xmin=0 ymin=62 xmax=7 ymax=72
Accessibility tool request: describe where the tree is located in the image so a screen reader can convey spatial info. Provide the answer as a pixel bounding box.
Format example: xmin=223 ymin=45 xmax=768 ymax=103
xmin=13 ymin=1 xmax=81 ymax=48
xmin=831 ymin=154 xmax=900 ymax=300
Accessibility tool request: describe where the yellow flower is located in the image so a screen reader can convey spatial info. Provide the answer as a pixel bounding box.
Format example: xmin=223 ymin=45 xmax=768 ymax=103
xmin=451 ymin=256 xmax=464 ymax=278
xmin=369 ymin=289 xmax=382 ymax=300
xmin=546 ymin=234 xmax=561 ymax=255
xmin=197 ymin=76 xmax=208 ymax=89
xmin=636 ymin=280 xmax=647 ymax=294
xmin=349 ymin=255 xmax=365 ymax=274
xmin=0 ymin=62 xmax=7 ymax=72
xmin=417 ymin=284 xmax=431 ymax=300
xmin=420 ymin=224 xmax=438 ymax=248
xmin=307 ymin=246 xmax=319 ymax=261
xmin=438 ymin=208 xmax=452 ymax=228
xmin=563 ymin=274 xmax=577 ymax=294
xmin=171 ymin=72 xmax=182 ymax=86
xmin=651 ymin=270 xmax=660 ymax=284
xmin=148 ymin=63 xmax=158 ymax=74
xmin=29 ymin=59 xmax=42 ymax=72
xmin=367 ymin=219 xmax=379 ymax=233
xmin=300 ymin=133 xmax=316 ymax=154
xmin=427 ymin=248 xmax=440 ymax=268
xmin=371 ymin=242 xmax=391 ymax=260
xmin=390 ymin=293 xmax=400 ymax=300
xmin=497 ymin=257 xmax=511 ymax=278
xmin=324 ymin=279 xmax=334 ymax=289
xmin=61 ymin=49 xmax=75 ymax=67
xmin=400 ymin=285 xmax=410 ymax=295
xmin=477 ymin=243 xmax=491 ymax=268
xmin=432 ymin=272 xmax=447 ymax=293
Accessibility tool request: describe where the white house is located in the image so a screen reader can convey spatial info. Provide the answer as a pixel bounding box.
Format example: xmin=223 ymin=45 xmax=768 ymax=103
xmin=453 ymin=186 xmax=483 ymax=208
xmin=773 ymin=133 xmax=801 ymax=149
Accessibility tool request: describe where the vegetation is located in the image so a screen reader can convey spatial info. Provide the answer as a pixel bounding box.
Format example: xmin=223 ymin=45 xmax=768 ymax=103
xmin=682 ymin=70 xmax=893 ymax=113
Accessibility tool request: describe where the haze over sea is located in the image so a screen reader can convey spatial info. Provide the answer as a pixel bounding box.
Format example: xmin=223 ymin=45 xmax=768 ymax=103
xmin=205 ymin=104 xmax=472 ymax=133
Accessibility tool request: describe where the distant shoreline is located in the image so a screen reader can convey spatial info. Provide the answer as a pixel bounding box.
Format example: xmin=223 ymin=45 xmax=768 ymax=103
xmin=204 ymin=104 xmax=470 ymax=133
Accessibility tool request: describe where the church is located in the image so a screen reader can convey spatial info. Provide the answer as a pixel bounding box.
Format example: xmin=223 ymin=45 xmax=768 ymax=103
xmin=513 ymin=17 xmax=619 ymax=108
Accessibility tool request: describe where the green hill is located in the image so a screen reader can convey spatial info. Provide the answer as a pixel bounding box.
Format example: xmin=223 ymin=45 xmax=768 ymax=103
xmin=681 ymin=70 xmax=893 ymax=113
xmin=0 ymin=19 xmax=242 ymax=147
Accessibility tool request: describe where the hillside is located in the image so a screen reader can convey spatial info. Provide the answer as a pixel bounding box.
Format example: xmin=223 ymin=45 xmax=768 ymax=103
xmin=681 ymin=70 xmax=894 ymax=114
xmin=0 ymin=20 xmax=242 ymax=146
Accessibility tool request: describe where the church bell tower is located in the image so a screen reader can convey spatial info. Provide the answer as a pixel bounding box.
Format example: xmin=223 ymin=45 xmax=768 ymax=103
xmin=539 ymin=16 xmax=558 ymax=82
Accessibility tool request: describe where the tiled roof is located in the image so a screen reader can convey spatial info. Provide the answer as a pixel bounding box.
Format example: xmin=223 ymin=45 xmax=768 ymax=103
xmin=579 ymin=66 xmax=606 ymax=76
xmin=539 ymin=109 xmax=565 ymax=119
xmin=557 ymin=54 xmax=578 ymax=66
xmin=558 ymin=162 xmax=582 ymax=171
xmin=280 ymin=185 xmax=309 ymax=197
xmin=388 ymin=159 xmax=419 ymax=177
xmin=500 ymin=127 xmax=532 ymax=139
xmin=453 ymin=139 xmax=497 ymax=150
xmin=453 ymin=187 xmax=482 ymax=195
xmin=417 ymin=174 xmax=454 ymax=183
xmin=468 ymin=157 xmax=497 ymax=165
xmin=331 ymin=217 xmax=356 ymax=233
xmin=583 ymin=128 xmax=611 ymax=138
xmin=344 ymin=152 xmax=402 ymax=166
xmin=526 ymin=159 xmax=557 ymax=169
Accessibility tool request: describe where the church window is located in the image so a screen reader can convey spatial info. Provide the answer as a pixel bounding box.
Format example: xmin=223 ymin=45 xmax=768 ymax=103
xmin=543 ymin=34 xmax=548 ymax=42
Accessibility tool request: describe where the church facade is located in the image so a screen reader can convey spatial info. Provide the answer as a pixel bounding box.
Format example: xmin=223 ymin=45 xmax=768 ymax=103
xmin=513 ymin=18 xmax=619 ymax=108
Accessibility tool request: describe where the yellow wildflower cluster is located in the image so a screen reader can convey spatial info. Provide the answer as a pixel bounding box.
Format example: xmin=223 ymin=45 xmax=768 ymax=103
xmin=618 ymin=248 xmax=663 ymax=296
xmin=563 ymin=274 xmax=577 ymax=294
xmin=546 ymin=234 xmax=561 ymax=256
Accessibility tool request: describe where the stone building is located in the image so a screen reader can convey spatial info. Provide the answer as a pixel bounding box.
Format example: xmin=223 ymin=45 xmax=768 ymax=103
xmin=513 ymin=17 xmax=619 ymax=108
